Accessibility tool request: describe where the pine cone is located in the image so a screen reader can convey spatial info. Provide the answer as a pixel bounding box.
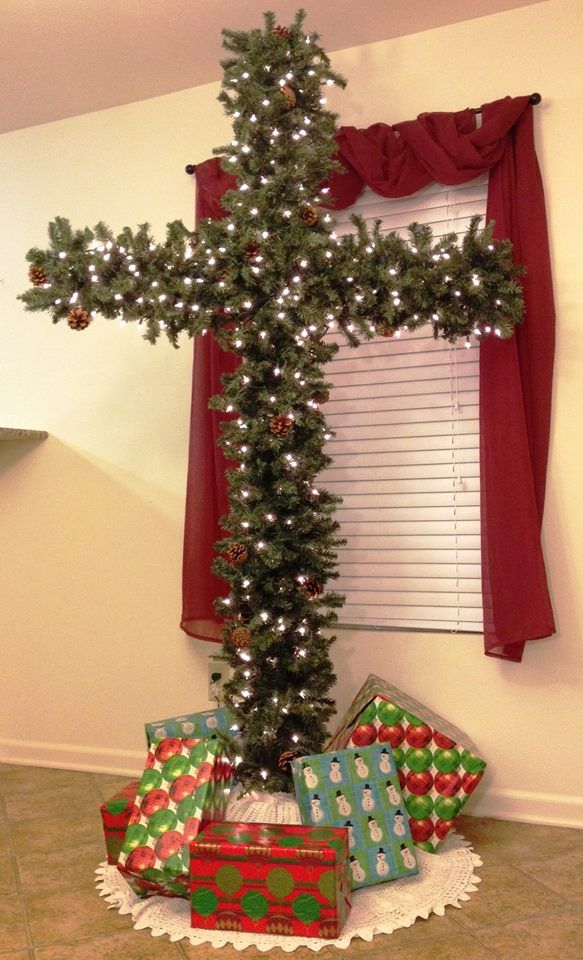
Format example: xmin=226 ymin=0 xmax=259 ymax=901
xmin=230 ymin=625 xmax=252 ymax=648
xmin=280 ymin=85 xmax=296 ymax=109
xmin=274 ymin=24 xmax=291 ymax=39
xmin=66 ymin=307 xmax=91 ymax=331
xmin=269 ymin=414 xmax=293 ymax=438
xmin=244 ymin=241 xmax=261 ymax=261
xmin=300 ymin=205 xmax=318 ymax=226
xmin=278 ymin=749 xmax=299 ymax=772
xmin=303 ymin=577 xmax=322 ymax=600
xmin=313 ymin=388 xmax=330 ymax=404
xmin=225 ymin=543 xmax=248 ymax=565
xmin=28 ymin=265 xmax=47 ymax=287
xmin=379 ymin=327 xmax=395 ymax=338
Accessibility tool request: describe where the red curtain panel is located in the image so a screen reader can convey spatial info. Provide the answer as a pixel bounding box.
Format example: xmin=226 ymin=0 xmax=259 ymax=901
xmin=180 ymin=95 xmax=555 ymax=661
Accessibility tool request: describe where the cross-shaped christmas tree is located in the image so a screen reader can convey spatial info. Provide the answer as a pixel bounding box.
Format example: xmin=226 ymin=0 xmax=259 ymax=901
xmin=19 ymin=10 xmax=524 ymax=791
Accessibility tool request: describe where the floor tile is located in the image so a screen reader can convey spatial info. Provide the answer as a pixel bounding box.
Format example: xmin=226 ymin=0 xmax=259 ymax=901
xmin=91 ymin=773 xmax=140 ymax=802
xmin=0 ymin=893 xmax=29 ymax=953
xmin=5 ymin=782 xmax=99 ymax=823
xmin=0 ymin=821 xmax=12 ymax=856
xmin=10 ymin=811 xmax=104 ymax=857
xmin=448 ymin=861 xmax=565 ymax=931
xmin=17 ymin=842 xmax=106 ymax=896
xmin=0 ymin=951 xmax=31 ymax=960
xmin=515 ymin=849 xmax=583 ymax=906
xmin=179 ymin=942 xmax=325 ymax=960
xmin=482 ymin=908 xmax=583 ymax=960
xmin=25 ymin=883 xmax=130 ymax=947
xmin=33 ymin=929 xmax=184 ymax=959
xmin=457 ymin=815 xmax=583 ymax=863
xmin=0 ymin=855 xmax=19 ymax=897
xmin=360 ymin=930 xmax=495 ymax=960
xmin=0 ymin=766 xmax=93 ymax=797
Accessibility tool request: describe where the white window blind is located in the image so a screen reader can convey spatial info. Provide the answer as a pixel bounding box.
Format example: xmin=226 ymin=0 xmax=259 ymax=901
xmin=321 ymin=176 xmax=489 ymax=632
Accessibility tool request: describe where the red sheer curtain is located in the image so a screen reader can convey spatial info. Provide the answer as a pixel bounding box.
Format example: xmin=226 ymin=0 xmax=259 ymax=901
xmin=181 ymin=95 xmax=555 ymax=661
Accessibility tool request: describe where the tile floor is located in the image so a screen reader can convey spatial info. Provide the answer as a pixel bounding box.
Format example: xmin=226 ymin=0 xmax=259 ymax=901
xmin=1 ymin=762 xmax=582 ymax=959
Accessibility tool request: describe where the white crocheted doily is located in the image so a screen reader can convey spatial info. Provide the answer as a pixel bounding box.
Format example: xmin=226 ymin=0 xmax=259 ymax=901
xmin=96 ymin=788 xmax=482 ymax=952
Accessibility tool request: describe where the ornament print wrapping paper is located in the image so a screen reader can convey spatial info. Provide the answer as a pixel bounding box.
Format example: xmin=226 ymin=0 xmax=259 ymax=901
xmin=144 ymin=707 xmax=235 ymax=747
xmin=117 ymin=737 xmax=232 ymax=898
xmin=291 ymin=743 xmax=418 ymax=889
xmin=326 ymin=674 xmax=487 ymax=852
xmin=189 ymin=821 xmax=351 ymax=938
xmin=100 ymin=779 xmax=141 ymax=865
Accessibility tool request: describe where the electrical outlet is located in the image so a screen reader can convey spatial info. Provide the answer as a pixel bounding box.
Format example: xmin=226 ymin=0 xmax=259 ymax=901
xmin=208 ymin=661 xmax=228 ymax=705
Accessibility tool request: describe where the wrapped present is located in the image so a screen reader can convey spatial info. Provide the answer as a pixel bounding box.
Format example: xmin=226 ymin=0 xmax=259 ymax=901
xmin=100 ymin=780 xmax=140 ymax=865
xmin=327 ymin=674 xmax=487 ymax=852
xmin=117 ymin=738 xmax=232 ymax=898
xmin=145 ymin=707 xmax=236 ymax=747
xmin=291 ymin=743 xmax=418 ymax=889
xmin=190 ymin=821 xmax=351 ymax=939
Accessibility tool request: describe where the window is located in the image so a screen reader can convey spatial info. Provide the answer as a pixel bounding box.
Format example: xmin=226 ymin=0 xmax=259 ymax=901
xmin=321 ymin=177 xmax=488 ymax=632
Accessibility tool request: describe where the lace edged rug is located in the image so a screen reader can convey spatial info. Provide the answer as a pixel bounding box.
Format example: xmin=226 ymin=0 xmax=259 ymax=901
xmin=95 ymin=788 xmax=482 ymax=952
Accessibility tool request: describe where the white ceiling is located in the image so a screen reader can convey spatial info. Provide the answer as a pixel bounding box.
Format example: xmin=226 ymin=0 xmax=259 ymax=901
xmin=0 ymin=0 xmax=543 ymax=134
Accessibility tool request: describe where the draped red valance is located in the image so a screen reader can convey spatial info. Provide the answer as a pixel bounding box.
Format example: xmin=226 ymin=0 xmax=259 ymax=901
xmin=181 ymin=95 xmax=555 ymax=661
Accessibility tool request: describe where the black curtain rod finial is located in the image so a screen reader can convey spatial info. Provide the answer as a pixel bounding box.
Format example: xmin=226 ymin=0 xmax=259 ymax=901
xmin=185 ymin=164 xmax=196 ymax=176
xmin=529 ymin=92 xmax=542 ymax=105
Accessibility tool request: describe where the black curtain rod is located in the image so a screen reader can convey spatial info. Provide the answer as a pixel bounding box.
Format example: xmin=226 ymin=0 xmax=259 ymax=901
xmin=474 ymin=92 xmax=541 ymax=114
xmin=184 ymin=93 xmax=542 ymax=175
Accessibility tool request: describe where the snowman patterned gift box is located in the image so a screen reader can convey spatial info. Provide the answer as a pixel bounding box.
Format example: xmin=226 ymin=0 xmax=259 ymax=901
xmin=117 ymin=737 xmax=232 ymax=898
xmin=189 ymin=821 xmax=351 ymax=939
xmin=291 ymin=744 xmax=418 ymax=889
xmin=144 ymin=707 xmax=235 ymax=747
xmin=326 ymin=674 xmax=487 ymax=852
xmin=100 ymin=779 xmax=141 ymax=865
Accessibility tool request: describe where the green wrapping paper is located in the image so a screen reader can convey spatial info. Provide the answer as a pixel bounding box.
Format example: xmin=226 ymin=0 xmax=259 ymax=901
xmin=117 ymin=737 xmax=232 ymax=898
xmin=327 ymin=674 xmax=487 ymax=851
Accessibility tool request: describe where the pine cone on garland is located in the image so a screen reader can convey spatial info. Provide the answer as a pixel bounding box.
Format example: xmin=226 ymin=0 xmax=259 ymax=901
xmin=379 ymin=327 xmax=395 ymax=338
xmin=274 ymin=24 xmax=291 ymax=39
xmin=302 ymin=577 xmax=322 ymax=600
xmin=280 ymin=85 xmax=297 ymax=109
xmin=278 ymin=749 xmax=299 ymax=772
xmin=244 ymin=241 xmax=261 ymax=261
xmin=299 ymin=205 xmax=318 ymax=226
xmin=269 ymin=414 xmax=293 ymax=438
xmin=28 ymin=265 xmax=47 ymax=286
xmin=230 ymin=625 xmax=252 ymax=648
xmin=225 ymin=543 xmax=248 ymax=565
xmin=66 ymin=307 xmax=91 ymax=331
xmin=313 ymin=388 xmax=330 ymax=404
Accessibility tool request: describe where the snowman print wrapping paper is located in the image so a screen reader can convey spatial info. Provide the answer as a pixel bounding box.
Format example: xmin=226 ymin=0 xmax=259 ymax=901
xmin=291 ymin=744 xmax=418 ymax=889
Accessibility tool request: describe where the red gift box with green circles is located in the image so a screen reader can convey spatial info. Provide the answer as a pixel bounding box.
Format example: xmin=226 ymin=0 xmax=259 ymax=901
xmin=117 ymin=738 xmax=232 ymax=898
xmin=100 ymin=780 xmax=141 ymax=865
xmin=189 ymin=822 xmax=351 ymax=939
xmin=326 ymin=674 xmax=486 ymax=852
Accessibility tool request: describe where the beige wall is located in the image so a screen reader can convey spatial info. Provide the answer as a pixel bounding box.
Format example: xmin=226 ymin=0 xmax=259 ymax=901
xmin=1 ymin=0 xmax=581 ymax=826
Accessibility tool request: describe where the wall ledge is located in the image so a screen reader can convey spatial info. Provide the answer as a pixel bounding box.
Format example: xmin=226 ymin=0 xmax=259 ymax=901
xmin=0 ymin=737 xmax=143 ymax=778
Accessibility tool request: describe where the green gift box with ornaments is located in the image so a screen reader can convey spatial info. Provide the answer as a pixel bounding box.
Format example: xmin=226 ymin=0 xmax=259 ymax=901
xmin=327 ymin=674 xmax=487 ymax=852
xmin=117 ymin=737 xmax=232 ymax=898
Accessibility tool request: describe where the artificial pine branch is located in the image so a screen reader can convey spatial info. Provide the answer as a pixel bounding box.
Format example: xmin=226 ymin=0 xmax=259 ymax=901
xmin=18 ymin=10 xmax=526 ymax=792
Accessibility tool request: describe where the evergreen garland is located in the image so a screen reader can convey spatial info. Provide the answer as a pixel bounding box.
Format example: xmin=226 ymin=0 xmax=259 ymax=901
xmin=18 ymin=10 xmax=525 ymax=792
